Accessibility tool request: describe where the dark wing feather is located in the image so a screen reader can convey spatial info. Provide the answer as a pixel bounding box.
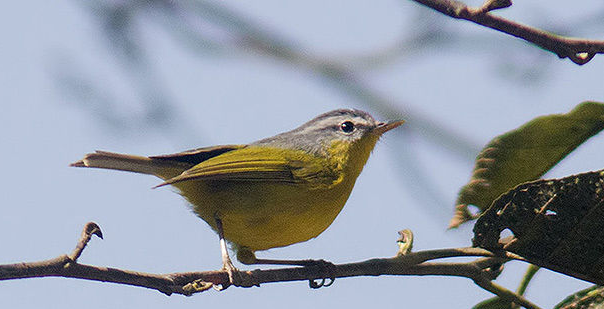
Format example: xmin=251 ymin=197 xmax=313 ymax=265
xmin=150 ymin=145 xmax=245 ymax=166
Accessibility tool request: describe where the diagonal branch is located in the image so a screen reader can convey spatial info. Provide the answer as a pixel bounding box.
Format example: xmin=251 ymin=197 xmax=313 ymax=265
xmin=0 ymin=223 xmax=541 ymax=309
xmin=410 ymin=0 xmax=604 ymax=65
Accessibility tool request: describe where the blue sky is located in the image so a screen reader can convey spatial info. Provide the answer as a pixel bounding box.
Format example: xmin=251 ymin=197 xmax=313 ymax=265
xmin=1 ymin=0 xmax=603 ymax=308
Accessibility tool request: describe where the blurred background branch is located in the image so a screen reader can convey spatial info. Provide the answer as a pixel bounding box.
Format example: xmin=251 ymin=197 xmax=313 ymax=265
xmin=50 ymin=0 xmax=604 ymax=222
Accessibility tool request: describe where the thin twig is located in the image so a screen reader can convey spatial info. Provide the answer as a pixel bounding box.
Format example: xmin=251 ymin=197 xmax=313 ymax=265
xmin=511 ymin=265 xmax=541 ymax=309
xmin=68 ymin=222 xmax=103 ymax=262
xmin=410 ymin=0 xmax=604 ymax=65
xmin=473 ymin=276 xmax=538 ymax=309
xmin=0 ymin=223 xmax=540 ymax=308
xmin=517 ymin=265 xmax=540 ymax=296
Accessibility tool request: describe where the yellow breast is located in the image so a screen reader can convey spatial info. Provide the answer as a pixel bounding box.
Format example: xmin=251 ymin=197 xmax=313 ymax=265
xmin=175 ymin=171 xmax=351 ymax=251
xmin=173 ymin=135 xmax=379 ymax=252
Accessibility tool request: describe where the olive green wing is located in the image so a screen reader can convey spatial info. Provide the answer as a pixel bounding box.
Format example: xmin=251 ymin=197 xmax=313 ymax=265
xmin=155 ymin=147 xmax=339 ymax=188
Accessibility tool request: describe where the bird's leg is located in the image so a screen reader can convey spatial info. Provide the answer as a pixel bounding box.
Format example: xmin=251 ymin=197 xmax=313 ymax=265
xmin=237 ymin=249 xmax=336 ymax=288
xmin=212 ymin=218 xmax=259 ymax=289
xmin=214 ymin=215 xmax=240 ymax=287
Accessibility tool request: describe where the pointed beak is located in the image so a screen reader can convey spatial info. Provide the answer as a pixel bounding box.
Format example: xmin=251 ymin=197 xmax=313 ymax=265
xmin=373 ymin=119 xmax=405 ymax=135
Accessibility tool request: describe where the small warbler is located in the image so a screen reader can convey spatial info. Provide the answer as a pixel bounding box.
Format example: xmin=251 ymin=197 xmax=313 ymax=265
xmin=72 ymin=109 xmax=403 ymax=283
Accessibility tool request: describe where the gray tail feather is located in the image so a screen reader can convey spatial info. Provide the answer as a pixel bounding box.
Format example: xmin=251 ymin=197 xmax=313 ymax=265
xmin=70 ymin=151 xmax=190 ymax=179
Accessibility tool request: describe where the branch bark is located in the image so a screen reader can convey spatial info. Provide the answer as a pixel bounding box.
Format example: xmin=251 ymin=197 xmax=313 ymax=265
xmin=410 ymin=0 xmax=604 ymax=65
xmin=0 ymin=222 xmax=540 ymax=309
xmin=0 ymin=222 xmax=539 ymax=308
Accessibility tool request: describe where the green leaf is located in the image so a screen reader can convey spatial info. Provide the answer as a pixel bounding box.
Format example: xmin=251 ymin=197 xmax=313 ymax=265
xmin=473 ymin=169 xmax=604 ymax=285
xmin=554 ymin=285 xmax=604 ymax=309
xmin=451 ymin=101 xmax=604 ymax=228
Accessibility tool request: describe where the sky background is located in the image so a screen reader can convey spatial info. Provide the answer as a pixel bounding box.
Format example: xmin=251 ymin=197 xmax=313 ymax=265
xmin=1 ymin=0 xmax=603 ymax=308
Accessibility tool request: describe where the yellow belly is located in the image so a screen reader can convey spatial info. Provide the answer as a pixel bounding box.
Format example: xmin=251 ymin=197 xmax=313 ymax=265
xmin=175 ymin=178 xmax=354 ymax=251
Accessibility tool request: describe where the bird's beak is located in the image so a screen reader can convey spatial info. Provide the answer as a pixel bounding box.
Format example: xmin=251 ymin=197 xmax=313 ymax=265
xmin=373 ymin=119 xmax=405 ymax=135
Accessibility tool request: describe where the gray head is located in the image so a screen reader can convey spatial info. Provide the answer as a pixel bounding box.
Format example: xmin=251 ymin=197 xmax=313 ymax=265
xmin=253 ymin=109 xmax=404 ymax=156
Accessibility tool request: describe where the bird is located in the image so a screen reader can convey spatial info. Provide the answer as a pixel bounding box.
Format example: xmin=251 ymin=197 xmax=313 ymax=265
xmin=71 ymin=109 xmax=404 ymax=285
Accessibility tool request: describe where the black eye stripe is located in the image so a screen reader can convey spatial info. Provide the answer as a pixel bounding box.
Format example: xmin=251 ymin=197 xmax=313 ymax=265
xmin=340 ymin=121 xmax=354 ymax=133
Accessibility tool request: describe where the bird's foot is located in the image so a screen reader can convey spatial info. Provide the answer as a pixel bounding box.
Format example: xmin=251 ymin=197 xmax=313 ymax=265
xmin=216 ymin=260 xmax=258 ymax=290
xmin=301 ymin=259 xmax=336 ymax=289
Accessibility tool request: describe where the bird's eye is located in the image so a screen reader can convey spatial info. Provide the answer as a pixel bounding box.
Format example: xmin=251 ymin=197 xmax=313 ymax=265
xmin=340 ymin=121 xmax=355 ymax=133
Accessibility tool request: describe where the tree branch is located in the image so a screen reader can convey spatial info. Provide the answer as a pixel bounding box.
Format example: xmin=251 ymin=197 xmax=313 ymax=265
xmin=410 ymin=0 xmax=604 ymax=65
xmin=0 ymin=223 xmax=540 ymax=309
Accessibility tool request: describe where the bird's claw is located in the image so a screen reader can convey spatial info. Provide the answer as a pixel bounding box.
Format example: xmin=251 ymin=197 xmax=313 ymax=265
xmin=214 ymin=261 xmax=259 ymax=290
xmin=309 ymin=276 xmax=335 ymax=289
xmin=305 ymin=259 xmax=336 ymax=289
